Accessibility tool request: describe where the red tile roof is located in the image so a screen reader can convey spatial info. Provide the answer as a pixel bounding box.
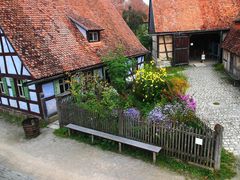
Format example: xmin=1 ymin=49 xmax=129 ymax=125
xmin=151 ymin=0 xmax=240 ymax=33
xmin=222 ymin=20 xmax=240 ymax=56
xmin=0 ymin=0 xmax=147 ymax=80
xmin=69 ymin=16 xmax=104 ymax=31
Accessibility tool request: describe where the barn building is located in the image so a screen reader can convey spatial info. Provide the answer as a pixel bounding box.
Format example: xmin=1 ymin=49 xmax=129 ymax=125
xmin=0 ymin=0 xmax=147 ymax=119
xmin=149 ymin=0 xmax=240 ymax=67
xmin=222 ymin=15 xmax=240 ymax=80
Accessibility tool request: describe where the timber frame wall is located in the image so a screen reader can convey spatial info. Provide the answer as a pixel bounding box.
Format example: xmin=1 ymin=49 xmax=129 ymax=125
xmin=0 ymin=27 xmax=43 ymax=118
xmin=223 ymin=49 xmax=240 ymax=80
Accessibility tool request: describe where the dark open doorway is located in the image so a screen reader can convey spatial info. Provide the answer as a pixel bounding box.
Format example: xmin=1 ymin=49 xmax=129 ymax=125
xmin=189 ymin=33 xmax=220 ymax=61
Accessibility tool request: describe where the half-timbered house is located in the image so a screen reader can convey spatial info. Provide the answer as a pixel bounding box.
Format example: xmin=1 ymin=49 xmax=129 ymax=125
xmin=0 ymin=0 xmax=148 ymax=119
xmin=222 ymin=15 xmax=240 ymax=80
xmin=149 ymin=0 xmax=240 ymax=67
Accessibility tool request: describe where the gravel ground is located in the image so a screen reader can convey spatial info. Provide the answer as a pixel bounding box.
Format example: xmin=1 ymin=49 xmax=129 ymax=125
xmin=0 ymin=119 xmax=184 ymax=180
xmin=185 ymin=65 xmax=240 ymax=155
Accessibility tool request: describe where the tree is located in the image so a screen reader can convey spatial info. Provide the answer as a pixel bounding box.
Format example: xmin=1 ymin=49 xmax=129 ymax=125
xmin=136 ymin=24 xmax=152 ymax=50
xmin=122 ymin=6 xmax=147 ymax=34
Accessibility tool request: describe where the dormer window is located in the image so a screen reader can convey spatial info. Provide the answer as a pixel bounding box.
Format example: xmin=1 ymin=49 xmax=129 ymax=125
xmin=69 ymin=16 xmax=104 ymax=43
xmin=88 ymin=31 xmax=100 ymax=42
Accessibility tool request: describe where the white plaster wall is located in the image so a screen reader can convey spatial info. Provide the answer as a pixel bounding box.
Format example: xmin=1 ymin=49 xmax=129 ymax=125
xmin=29 ymin=104 xmax=40 ymax=113
xmin=42 ymin=82 xmax=55 ymax=98
xmin=9 ymin=99 xmax=17 ymax=108
xmin=45 ymin=99 xmax=57 ymax=116
xmin=0 ymin=56 xmax=5 ymax=74
xmin=19 ymin=101 xmax=28 ymax=110
xmin=1 ymin=97 xmax=8 ymax=105
xmin=76 ymin=24 xmax=87 ymax=38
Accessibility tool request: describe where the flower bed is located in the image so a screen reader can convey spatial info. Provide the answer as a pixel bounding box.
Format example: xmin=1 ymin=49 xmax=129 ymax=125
xmin=69 ymin=49 xmax=202 ymax=129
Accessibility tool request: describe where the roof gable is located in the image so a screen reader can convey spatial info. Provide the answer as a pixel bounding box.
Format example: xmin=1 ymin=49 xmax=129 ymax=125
xmin=151 ymin=0 xmax=240 ymax=33
xmin=0 ymin=0 xmax=147 ymax=80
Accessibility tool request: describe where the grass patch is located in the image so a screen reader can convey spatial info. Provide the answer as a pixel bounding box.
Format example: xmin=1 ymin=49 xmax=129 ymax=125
xmin=0 ymin=111 xmax=25 ymax=126
xmin=166 ymin=66 xmax=187 ymax=74
xmin=213 ymin=63 xmax=225 ymax=72
xmin=54 ymin=128 xmax=237 ymax=179
xmin=166 ymin=65 xmax=188 ymax=81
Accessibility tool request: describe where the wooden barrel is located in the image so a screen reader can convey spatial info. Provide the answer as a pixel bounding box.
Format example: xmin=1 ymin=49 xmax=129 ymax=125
xmin=22 ymin=118 xmax=40 ymax=138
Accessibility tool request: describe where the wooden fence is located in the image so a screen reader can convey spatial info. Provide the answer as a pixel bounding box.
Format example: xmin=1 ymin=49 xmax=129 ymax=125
xmin=56 ymin=92 xmax=223 ymax=170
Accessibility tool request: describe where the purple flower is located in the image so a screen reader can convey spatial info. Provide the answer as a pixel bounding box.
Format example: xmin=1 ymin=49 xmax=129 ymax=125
xmin=123 ymin=108 xmax=140 ymax=121
xmin=148 ymin=107 xmax=165 ymax=123
xmin=179 ymin=95 xmax=197 ymax=111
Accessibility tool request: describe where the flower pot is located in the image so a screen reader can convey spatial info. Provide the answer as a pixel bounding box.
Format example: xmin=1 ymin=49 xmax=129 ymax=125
xmin=22 ymin=118 xmax=40 ymax=138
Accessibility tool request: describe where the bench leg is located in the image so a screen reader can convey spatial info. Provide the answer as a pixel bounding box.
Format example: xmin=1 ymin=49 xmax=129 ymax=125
xmin=119 ymin=142 xmax=122 ymax=153
xmin=68 ymin=128 xmax=71 ymax=137
xmin=91 ymin=135 xmax=94 ymax=144
xmin=153 ymin=152 xmax=156 ymax=163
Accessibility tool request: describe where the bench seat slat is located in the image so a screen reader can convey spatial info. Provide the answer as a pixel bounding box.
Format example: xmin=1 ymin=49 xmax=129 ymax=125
xmin=66 ymin=124 xmax=161 ymax=153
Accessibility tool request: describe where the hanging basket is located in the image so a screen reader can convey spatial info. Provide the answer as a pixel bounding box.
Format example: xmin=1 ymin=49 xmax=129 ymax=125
xmin=22 ymin=118 xmax=40 ymax=138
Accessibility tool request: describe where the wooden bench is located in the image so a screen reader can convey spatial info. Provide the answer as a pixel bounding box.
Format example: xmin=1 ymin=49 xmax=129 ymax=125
xmin=66 ymin=123 xmax=162 ymax=163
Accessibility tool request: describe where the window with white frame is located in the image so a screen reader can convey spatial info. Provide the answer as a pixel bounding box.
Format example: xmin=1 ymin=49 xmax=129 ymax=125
xmin=0 ymin=78 xmax=5 ymax=94
xmin=17 ymin=80 xmax=25 ymax=98
xmin=59 ymin=78 xmax=70 ymax=94
xmin=88 ymin=32 xmax=99 ymax=42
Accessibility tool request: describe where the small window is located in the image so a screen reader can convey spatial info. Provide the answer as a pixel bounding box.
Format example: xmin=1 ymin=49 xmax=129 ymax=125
xmin=0 ymin=78 xmax=5 ymax=94
xmin=59 ymin=78 xmax=70 ymax=94
xmin=88 ymin=32 xmax=99 ymax=42
xmin=17 ymin=80 xmax=25 ymax=98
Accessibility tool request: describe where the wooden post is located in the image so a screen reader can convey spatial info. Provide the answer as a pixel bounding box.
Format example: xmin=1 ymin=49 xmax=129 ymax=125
xmin=56 ymin=92 xmax=71 ymax=127
xmin=119 ymin=142 xmax=122 ymax=153
xmin=214 ymin=124 xmax=224 ymax=170
xmin=118 ymin=109 xmax=124 ymax=136
xmin=153 ymin=152 xmax=156 ymax=163
xmin=91 ymin=135 xmax=94 ymax=144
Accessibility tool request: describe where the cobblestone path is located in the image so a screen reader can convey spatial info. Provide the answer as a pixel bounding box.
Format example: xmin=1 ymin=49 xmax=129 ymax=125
xmin=0 ymin=165 xmax=32 ymax=180
xmin=185 ymin=65 xmax=240 ymax=155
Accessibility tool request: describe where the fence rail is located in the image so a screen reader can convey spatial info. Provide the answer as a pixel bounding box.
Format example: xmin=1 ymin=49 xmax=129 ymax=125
xmin=56 ymin=93 xmax=223 ymax=170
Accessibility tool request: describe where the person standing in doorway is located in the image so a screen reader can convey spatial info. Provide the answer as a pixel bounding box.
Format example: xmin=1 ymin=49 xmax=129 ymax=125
xmin=201 ymin=51 xmax=205 ymax=63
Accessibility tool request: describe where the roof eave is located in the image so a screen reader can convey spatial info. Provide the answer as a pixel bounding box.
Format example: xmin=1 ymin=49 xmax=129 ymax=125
xmin=149 ymin=28 xmax=230 ymax=35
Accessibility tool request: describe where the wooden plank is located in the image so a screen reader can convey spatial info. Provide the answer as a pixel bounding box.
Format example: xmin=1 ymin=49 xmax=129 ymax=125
xmin=66 ymin=124 xmax=162 ymax=153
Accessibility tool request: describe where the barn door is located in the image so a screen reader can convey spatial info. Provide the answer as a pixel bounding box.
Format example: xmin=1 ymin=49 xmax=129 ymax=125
xmin=174 ymin=35 xmax=189 ymax=65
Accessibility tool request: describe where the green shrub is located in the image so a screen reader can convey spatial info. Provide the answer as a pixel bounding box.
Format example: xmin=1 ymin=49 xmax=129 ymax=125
xmin=168 ymin=77 xmax=189 ymax=96
xmin=134 ymin=62 xmax=168 ymax=103
xmin=69 ymin=74 xmax=121 ymax=117
xmin=102 ymin=47 xmax=135 ymax=94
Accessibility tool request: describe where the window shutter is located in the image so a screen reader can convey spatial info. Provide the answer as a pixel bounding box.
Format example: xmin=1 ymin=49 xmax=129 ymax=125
xmin=9 ymin=78 xmax=16 ymax=97
xmin=23 ymin=80 xmax=30 ymax=100
xmin=2 ymin=78 xmax=9 ymax=96
xmin=54 ymin=80 xmax=60 ymax=95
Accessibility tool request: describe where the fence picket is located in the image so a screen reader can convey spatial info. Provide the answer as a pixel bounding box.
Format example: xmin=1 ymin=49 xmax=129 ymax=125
xmin=57 ymin=95 xmax=223 ymax=170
